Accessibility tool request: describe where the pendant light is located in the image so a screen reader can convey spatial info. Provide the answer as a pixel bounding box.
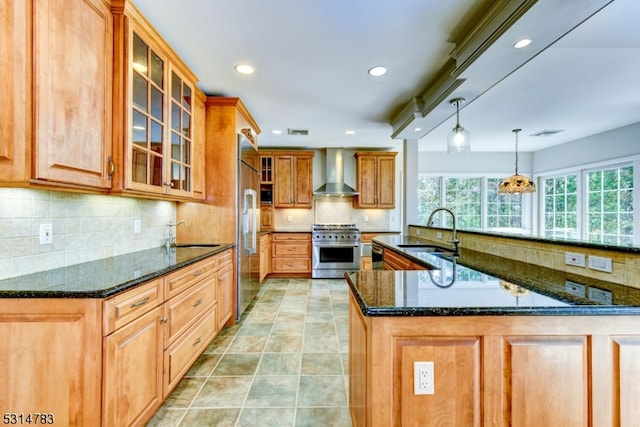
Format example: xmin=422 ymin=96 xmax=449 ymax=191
xmin=498 ymin=128 xmax=536 ymax=194
xmin=447 ymin=97 xmax=470 ymax=154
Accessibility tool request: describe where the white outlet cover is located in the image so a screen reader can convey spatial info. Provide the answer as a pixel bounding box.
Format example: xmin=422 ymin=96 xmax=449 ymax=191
xmin=39 ymin=223 xmax=53 ymax=245
xmin=414 ymin=361 xmax=434 ymax=395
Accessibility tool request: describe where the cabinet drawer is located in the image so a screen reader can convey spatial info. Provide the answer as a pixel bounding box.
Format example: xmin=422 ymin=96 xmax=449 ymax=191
xmin=215 ymin=249 xmax=233 ymax=268
xmin=164 ymin=257 xmax=217 ymax=299
xmin=164 ymin=279 xmax=216 ymax=347
xmin=272 ymin=258 xmax=311 ymax=273
xmin=163 ymin=306 xmax=217 ymax=397
xmin=272 ymin=243 xmax=311 ymax=257
xmin=383 ymin=249 xmax=413 ymax=270
xmin=103 ymin=279 xmax=163 ymax=334
xmin=271 ymin=233 xmax=311 ymax=242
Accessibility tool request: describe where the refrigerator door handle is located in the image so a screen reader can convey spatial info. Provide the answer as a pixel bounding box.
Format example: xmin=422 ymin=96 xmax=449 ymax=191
xmin=243 ymin=189 xmax=257 ymax=254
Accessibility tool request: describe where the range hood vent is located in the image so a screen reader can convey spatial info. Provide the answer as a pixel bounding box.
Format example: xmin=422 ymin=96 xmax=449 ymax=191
xmin=313 ymin=148 xmax=359 ymax=196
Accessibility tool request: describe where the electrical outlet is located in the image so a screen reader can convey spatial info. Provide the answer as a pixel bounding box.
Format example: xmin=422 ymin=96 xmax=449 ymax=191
xmin=588 ymin=287 xmax=612 ymax=304
xmin=565 ymin=280 xmax=586 ymax=298
xmin=565 ymin=252 xmax=586 ymax=267
xmin=415 ymin=229 xmax=421 ymax=235
xmin=414 ymin=361 xmax=434 ymax=395
xmin=588 ymin=255 xmax=612 ymax=273
xmin=39 ymin=224 xmax=53 ymax=245
xmin=134 ymin=219 xmax=141 ymax=234
xmin=436 ymin=232 xmax=443 ymax=239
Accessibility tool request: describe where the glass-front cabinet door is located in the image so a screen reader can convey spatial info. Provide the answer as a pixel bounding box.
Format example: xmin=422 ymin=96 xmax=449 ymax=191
xmin=125 ymin=28 xmax=195 ymax=198
xmin=168 ymin=68 xmax=193 ymax=195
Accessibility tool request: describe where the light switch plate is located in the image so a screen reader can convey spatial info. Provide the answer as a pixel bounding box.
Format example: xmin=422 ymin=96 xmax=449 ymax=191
xmin=565 ymin=252 xmax=586 ymax=267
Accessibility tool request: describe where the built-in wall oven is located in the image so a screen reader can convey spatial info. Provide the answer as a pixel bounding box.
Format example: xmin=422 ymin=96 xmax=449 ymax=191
xmin=312 ymin=224 xmax=361 ymax=278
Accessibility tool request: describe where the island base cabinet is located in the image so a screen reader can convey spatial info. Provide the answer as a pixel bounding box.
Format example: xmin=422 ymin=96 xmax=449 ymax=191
xmin=0 ymin=299 xmax=103 ymax=427
xmin=103 ymin=305 xmax=164 ymax=427
xmin=349 ymin=294 xmax=640 ymax=427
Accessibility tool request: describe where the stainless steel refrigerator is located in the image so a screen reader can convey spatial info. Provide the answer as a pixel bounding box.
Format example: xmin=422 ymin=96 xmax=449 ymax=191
xmin=237 ymin=135 xmax=260 ymax=319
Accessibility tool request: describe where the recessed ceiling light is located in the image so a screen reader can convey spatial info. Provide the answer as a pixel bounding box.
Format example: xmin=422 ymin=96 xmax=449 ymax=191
xmin=368 ymin=66 xmax=387 ymax=77
xmin=234 ymin=64 xmax=255 ymax=75
xmin=414 ymin=127 xmax=422 ymax=132
xmin=271 ymin=129 xmax=283 ymax=134
xmin=513 ymin=38 xmax=532 ymax=49
xmin=345 ymin=130 xmax=355 ymax=135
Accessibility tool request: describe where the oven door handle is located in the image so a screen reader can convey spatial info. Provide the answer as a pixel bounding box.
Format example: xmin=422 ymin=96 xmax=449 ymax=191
xmin=314 ymin=243 xmax=360 ymax=248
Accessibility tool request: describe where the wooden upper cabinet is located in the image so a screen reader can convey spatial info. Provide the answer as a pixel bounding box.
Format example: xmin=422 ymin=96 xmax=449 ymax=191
xmin=273 ymin=152 xmax=314 ymax=208
xmin=111 ymin=1 xmax=200 ymax=200
xmin=1 ymin=0 xmax=113 ymax=189
xmin=0 ymin=0 xmax=30 ymax=183
xmin=354 ymin=151 xmax=397 ymax=209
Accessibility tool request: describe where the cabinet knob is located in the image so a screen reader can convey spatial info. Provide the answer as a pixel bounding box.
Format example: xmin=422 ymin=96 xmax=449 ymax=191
xmin=161 ymin=317 xmax=169 ymax=323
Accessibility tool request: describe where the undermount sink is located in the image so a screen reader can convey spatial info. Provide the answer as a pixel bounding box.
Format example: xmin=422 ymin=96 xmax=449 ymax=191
xmin=397 ymin=244 xmax=456 ymax=257
xmin=174 ymin=243 xmax=221 ymax=248
xmin=396 ymin=244 xmax=447 ymax=251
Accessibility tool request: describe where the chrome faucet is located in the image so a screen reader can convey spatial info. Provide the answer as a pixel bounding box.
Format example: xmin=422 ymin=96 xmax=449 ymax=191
xmin=426 ymin=207 xmax=459 ymax=253
xmin=166 ymin=220 xmax=188 ymax=250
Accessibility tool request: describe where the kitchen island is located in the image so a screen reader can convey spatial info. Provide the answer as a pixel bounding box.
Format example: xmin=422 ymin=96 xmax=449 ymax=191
xmin=0 ymin=244 xmax=234 ymax=426
xmin=346 ymin=239 xmax=640 ymax=427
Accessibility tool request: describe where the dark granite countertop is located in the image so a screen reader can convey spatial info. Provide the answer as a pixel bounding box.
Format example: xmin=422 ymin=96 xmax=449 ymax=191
xmin=0 ymin=244 xmax=234 ymax=299
xmin=346 ymin=235 xmax=640 ymax=316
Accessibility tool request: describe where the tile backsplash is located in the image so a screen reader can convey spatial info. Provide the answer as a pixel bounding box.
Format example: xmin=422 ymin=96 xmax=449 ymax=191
xmin=0 ymin=188 xmax=175 ymax=280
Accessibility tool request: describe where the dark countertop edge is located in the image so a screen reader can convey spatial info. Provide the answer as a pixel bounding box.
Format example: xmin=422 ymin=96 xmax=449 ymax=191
xmin=411 ymin=224 xmax=640 ymax=254
xmin=344 ymin=273 xmax=640 ymax=317
xmin=0 ymin=243 xmax=235 ymax=299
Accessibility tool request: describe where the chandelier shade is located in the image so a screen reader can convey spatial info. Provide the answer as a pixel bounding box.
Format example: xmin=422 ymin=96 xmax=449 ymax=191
xmin=447 ymin=98 xmax=470 ymax=154
xmin=498 ymin=129 xmax=536 ymax=194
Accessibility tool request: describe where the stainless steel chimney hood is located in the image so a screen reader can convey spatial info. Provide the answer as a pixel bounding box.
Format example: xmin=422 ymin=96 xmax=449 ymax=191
xmin=313 ymin=148 xmax=359 ymax=195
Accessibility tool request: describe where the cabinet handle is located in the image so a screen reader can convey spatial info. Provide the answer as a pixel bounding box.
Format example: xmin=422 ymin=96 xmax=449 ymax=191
xmin=193 ymin=299 xmax=202 ymax=307
xmin=130 ymin=296 xmax=150 ymax=308
xmin=107 ymin=156 xmax=115 ymax=180
xmin=164 ymin=182 xmax=174 ymax=188
xmin=192 ymin=337 xmax=202 ymax=346
xmin=192 ymin=270 xmax=203 ymax=277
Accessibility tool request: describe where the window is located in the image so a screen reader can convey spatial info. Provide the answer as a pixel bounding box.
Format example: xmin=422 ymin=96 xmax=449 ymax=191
xmin=487 ymin=178 xmax=523 ymax=230
xmin=417 ymin=175 xmax=529 ymax=232
xmin=542 ymin=174 xmax=579 ymax=239
xmin=586 ymin=165 xmax=634 ymax=245
xmin=445 ymin=178 xmax=481 ymax=229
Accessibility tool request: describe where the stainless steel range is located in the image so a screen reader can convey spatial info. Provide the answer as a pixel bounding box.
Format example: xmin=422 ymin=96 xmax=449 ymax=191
xmin=312 ymin=224 xmax=361 ymax=278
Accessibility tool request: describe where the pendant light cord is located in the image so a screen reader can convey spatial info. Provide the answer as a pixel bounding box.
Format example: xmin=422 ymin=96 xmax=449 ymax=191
xmin=513 ymin=129 xmax=521 ymax=175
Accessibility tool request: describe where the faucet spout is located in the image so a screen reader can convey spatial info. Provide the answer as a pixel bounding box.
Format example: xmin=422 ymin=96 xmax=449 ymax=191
xmin=166 ymin=220 xmax=188 ymax=249
xmin=425 ymin=207 xmax=459 ymax=253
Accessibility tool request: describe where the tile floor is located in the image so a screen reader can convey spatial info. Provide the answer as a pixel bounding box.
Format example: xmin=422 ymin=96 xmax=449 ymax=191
xmin=147 ymin=278 xmax=353 ymax=427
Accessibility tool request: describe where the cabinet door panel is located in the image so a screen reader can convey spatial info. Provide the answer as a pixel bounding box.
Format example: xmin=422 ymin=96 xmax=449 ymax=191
xmin=274 ymin=156 xmax=294 ymax=206
xmin=377 ymin=156 xmax=396 ymax=208
xmin=504 ymin=335 xmax=588 ymax=427
xmin=294 ymin=155 xmax=313 ymax=207
xmin=0 ymin=0 xmax=30 ymax=182
xmin=357 ymin=156 xmax=377 ymax=207
xmin=34 ymin=0 xmax=112 ymax=188
xmin=103 ymin=306 xmax=164 ymax=427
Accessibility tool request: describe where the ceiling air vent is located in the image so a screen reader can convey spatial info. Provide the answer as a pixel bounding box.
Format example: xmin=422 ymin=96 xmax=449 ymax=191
xmin=287 ymin=128 xmax=309 ymax=136
xmin=531 ymin=129 xmax=565 ymax=137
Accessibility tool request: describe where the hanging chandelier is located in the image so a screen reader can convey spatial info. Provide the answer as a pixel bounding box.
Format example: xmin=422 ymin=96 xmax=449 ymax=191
xmin=447 ymin=98 xmax=470 ymax=154
xmin=498 ymin=129 xmax=536 ymax=194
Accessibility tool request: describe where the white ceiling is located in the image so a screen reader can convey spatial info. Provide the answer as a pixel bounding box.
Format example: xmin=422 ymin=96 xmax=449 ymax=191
xmin=132 ymin=0 xmax=640 ymax=153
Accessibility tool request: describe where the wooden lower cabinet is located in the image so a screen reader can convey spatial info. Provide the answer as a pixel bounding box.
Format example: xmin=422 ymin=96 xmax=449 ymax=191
xmin=103 ymin=306 xmax=165 ymax=427
xmin=270 ymin=233 xmax=312 ymax=276
xmin=1 ymin=249 xmax=234 ymax=426
xmin=0 ymin=298 xmax=103 ymax=427
xmin=215 ymin=260 xmax=235 ymax=330
xmin=349 ymin=293 xmax=640 ymax=426
xmin=259 ymin=233 xmax=271 ymax=282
